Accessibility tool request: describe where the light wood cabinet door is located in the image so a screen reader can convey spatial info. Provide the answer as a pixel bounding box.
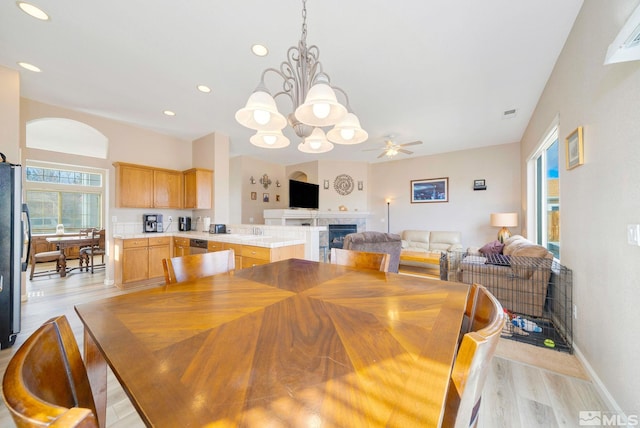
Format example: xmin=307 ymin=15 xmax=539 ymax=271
xmin=183 ymin=168 xmax=213 ymax=209
xmin=148 ymin=237 xmax=171 ymax=279
xmin=173 ymin=237 xmax=190 ymax=257
xmin=122 ymin=247 xmax=149 ymax=284
xmin=114 ymin=163 xmax=153 ymax=208
xmin=154 ymin=169 xmax=182 ymax=209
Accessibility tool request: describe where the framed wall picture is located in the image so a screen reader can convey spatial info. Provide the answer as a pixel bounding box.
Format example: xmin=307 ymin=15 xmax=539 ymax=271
xmin=473 ymin=179 xmax=486 ymax=190
xmin=565 ymin=126 xmax=584 ymax=170
xmin=251 ymin=191 xmax=257 ymax=200
xmin=263 ymin=193 xmax=269 ymax=203
xmin=411 ymin=177 xmax=449 ymax=203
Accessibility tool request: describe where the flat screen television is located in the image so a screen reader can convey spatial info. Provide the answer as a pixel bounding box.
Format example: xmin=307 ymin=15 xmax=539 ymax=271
xmin=289 ymin=179 xmax=319 ymax=209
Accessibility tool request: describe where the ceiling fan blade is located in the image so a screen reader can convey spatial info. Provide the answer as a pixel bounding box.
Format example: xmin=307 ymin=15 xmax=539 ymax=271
xmin=398 ymin=149 xmax=413 ymax=154
xmin=377 ymin=152 xmax=387 ymax=159
xmin=399 ymin=140 xmax=422 ymax=147
xmin=362 ymin=148 xmax=384 ymax=152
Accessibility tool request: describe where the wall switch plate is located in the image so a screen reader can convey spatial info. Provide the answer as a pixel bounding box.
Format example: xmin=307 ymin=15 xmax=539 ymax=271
xmin=111 ymin=216 xmax=117 ymax=223
xmin=627 ymin=224 xmax=640 ymax=245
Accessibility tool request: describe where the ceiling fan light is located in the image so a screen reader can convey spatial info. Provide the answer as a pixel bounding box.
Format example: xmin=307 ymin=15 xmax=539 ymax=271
xmin=294 ymin=83 xmax=347 ymax=126
xmin=235 ymin=90 xmax=286 ymax=131
xmin=326 ymin=113 xmax=368 ymax=145
xmin=250 ymin=130 xmax=290 ymax=149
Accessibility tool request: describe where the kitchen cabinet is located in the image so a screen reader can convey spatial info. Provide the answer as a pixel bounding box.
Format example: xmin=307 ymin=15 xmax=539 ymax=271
xmin=241 ymin=244 xmax=304 ymax=268
xmin=114 ymin=162 xmax=185 ymax=209
xmin=114 ymin=163 xmax=154 ymax=208
xmin=118 ymin=238 xmax=149 ymax=286
xmin=148 ymin=236 xmax=171 ymax=279
xmin=173 ymin=237 xmax=190 ymax=257
xmin=183 ymin=168 xmax=213 ymax=209
xmin=154 ymin=169 xmax=182 ymax=209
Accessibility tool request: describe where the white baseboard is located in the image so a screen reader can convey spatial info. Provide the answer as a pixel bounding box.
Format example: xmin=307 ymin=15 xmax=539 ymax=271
xmin=573 ymin=342 xmax=626 ymax=416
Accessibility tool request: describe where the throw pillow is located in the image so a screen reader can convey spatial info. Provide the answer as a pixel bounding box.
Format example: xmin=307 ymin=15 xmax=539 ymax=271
xmin=479 ymin=240 xmax=504 ymax=255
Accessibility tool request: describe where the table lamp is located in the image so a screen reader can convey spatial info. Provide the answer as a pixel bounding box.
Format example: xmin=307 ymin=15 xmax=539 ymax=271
xmin=490 ymin=212 xmax=518 ymax=243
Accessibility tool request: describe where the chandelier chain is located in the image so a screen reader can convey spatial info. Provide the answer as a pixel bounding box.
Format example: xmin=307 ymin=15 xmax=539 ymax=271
xmin=301 ymin=0 xmax=307 ymax=43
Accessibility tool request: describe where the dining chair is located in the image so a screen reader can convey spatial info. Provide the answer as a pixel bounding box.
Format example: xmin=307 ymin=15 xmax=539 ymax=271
xmin=443 ymin=285 xmax=505 ymax=428
xmin=162 ymin=249 xmax=235 ymax=284
xmin=29 ymin=248 xmax=64 ymax=280
xmin=330 ymin=248 xmax=391 ymax=272
xmin=2 ymin=315 xmax=99 ymax=428
xmin=79 ymin=229 xmax=106 ymax=273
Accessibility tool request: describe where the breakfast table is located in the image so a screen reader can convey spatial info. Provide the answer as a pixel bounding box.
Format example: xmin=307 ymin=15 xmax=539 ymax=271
xmin=75 ymin=258 xmax=469 ymax=427
xmin=45 ymin=235 xmax=97 ymax=277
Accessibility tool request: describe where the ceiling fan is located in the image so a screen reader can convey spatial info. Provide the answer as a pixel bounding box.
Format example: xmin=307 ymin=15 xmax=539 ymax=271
xmin=364 ymin=137 xmax=423 ymax=158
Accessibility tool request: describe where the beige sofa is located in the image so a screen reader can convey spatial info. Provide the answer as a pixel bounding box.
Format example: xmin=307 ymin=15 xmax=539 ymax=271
xmin=400 ymin=230 xmax=463 ymax=269
xmin=458 ymin=235 xmax=553 ymax=317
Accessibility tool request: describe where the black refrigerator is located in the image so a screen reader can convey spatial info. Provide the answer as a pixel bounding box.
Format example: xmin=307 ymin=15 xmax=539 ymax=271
xmin=0 ymin=156 xmax=30 ymax=349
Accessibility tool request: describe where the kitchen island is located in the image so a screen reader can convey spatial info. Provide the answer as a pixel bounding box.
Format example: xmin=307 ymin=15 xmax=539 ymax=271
xmin=112 ymin=229 xmax=310 ymax=289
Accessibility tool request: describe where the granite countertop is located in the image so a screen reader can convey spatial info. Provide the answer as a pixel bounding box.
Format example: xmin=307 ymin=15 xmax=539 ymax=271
xmin=111 ymin=231 xmax=305 ymax=249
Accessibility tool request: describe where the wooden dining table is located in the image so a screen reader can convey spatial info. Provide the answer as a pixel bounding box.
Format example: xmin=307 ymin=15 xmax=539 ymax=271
xmin=46 ymin=235 xmax=97 ymax=277
xmin=75 ymin=258 xmax=470 ymax=427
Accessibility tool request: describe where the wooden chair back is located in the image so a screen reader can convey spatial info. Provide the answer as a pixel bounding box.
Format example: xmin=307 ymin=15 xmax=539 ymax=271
xmin=162 ymin=249 xmax=235 ymax=284
xmin=444 ymin=285 xmax=504 ymax=428
xmin=2 ymin=316 xmax=98 ymax=427
xmin=330 ymin=248 xmax=391 ymax=272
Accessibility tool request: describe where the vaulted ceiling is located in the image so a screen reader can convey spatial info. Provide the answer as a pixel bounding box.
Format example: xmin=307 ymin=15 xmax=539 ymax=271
xmin=0 ymin=0 xmax=583 ymax=164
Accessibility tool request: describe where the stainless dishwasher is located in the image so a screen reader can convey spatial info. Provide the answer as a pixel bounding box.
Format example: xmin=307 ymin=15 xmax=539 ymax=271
xmin=189 ymin=239 xmax=208 ymax=254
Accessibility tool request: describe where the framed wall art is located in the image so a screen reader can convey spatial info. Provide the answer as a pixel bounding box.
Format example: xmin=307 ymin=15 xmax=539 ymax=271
xmin=263 ymin=193 xmax=269 ymax=203
xmin=251 ymin=191 xmax=257 ymax=200
xmin=411 ymin=177 xmax=449 ymax=203
xmin=565 ymin=126 xmax=584 ymax=170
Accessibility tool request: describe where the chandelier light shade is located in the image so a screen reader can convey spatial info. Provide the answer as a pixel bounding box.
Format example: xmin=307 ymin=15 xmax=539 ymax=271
xmin=326 ymin=113 xmax=368 ymax=145
xmin=235 ymin=0 xmax=366 ymax=153
xmin=249 ymin=130 xmax=291 ymax=149
xmin=235 ymin=90 xmax=287 ymax=131
xmin=490 ymin=212 xmax=518 ymax=243
xmin=298 ymin=127 xmax=334 ymax=153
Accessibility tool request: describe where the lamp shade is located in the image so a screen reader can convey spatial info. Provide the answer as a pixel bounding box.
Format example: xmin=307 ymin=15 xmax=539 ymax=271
xmin=249 ymin=130 xmax=290 ymax=149
xmin=297 ymin=127 xmax=334 ymax=153
xmin=490 ymin=212 xmax=518 ymax=227
xmin=326 ymin=113 xmax=369 ymax=145
xmin=235 ymin=90 xmax=287 ymax=131
xmin=294 ymin=83 xmax=348 ymax=127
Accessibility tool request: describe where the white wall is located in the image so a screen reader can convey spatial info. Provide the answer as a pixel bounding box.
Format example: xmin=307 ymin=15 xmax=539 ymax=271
xmin=318 ymin=160 xmax=368 ymax=212
xmin=369 ymin=143 xmax=521 ymax=247
xmin=0 ymin=66 xmax=20 ymax=162
xmin=520 ymin=0 xmax=640 ymax=413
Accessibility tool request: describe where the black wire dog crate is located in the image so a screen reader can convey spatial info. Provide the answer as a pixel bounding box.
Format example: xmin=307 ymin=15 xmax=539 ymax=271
xmin=442 ymin=252 xmax=573 ymax=353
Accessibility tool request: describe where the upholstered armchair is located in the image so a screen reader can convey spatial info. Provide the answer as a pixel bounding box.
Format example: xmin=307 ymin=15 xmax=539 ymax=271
xmin=342 ymin=231 xmax=402 ymax=273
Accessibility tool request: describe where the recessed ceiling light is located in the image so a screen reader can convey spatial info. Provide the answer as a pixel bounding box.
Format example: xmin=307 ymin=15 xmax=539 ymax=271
xmin=197 ymin=85 xmax=211 ymax=93
xmin=163 ymin=110 xmax=176 ymax=116
xmin=18 ymin=62 xmax=41 ymax=72
xmin=16 ymin=1 xmax=50 ymax=21
xmin=251 ymin=44 xmax=268 ymax=57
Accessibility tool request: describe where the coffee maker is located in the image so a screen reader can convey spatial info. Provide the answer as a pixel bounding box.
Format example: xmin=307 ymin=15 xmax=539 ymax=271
xmin=143 ymin=214 xmax=163 ymax=233
xmin=178 ymin=216 xmax=191 ymax=231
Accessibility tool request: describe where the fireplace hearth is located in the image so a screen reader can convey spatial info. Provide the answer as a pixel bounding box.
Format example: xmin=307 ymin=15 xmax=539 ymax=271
xmin=328 ymin=224 xmax=357 ymax=249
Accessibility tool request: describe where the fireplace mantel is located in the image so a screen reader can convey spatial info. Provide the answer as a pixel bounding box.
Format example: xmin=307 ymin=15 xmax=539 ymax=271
xmin=264 ymin=209 xmax=371 ymax=226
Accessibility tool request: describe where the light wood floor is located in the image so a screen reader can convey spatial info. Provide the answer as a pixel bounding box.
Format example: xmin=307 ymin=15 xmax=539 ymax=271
xmin=1 ymin=262 xmax=612 ymax=427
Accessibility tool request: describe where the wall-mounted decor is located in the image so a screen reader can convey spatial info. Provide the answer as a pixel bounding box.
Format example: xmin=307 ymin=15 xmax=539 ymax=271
xmin=411 ymin=177 xmax=449 ymax=203
xmin=324 ymin=179 xmax=330 ymax=189
xmin=473 ymin=179 xmax=486 ymax=191
xmin=357 ymin=180 xmax=363 ymax=191
xmin=263 ymin=193 xmax=269 ymax=203
xmin=260 ymin=173 xmax=272 ymax=189
xmin=334 ymin=174 xmax=354 ymax=195
xmin=249 ymin=176 xmax=256 ymax=184
xmin=565 ymin=126 xmax=584 ymax=170
xmin=276 ymin=194 xmax=280 ymax=202
xmin=251 ymin=191 xmax=257 ymax=200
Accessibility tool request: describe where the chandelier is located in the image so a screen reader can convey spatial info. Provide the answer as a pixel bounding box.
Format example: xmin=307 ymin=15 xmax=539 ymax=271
xmin=235 ymin=0 xmax=367 ymax=154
